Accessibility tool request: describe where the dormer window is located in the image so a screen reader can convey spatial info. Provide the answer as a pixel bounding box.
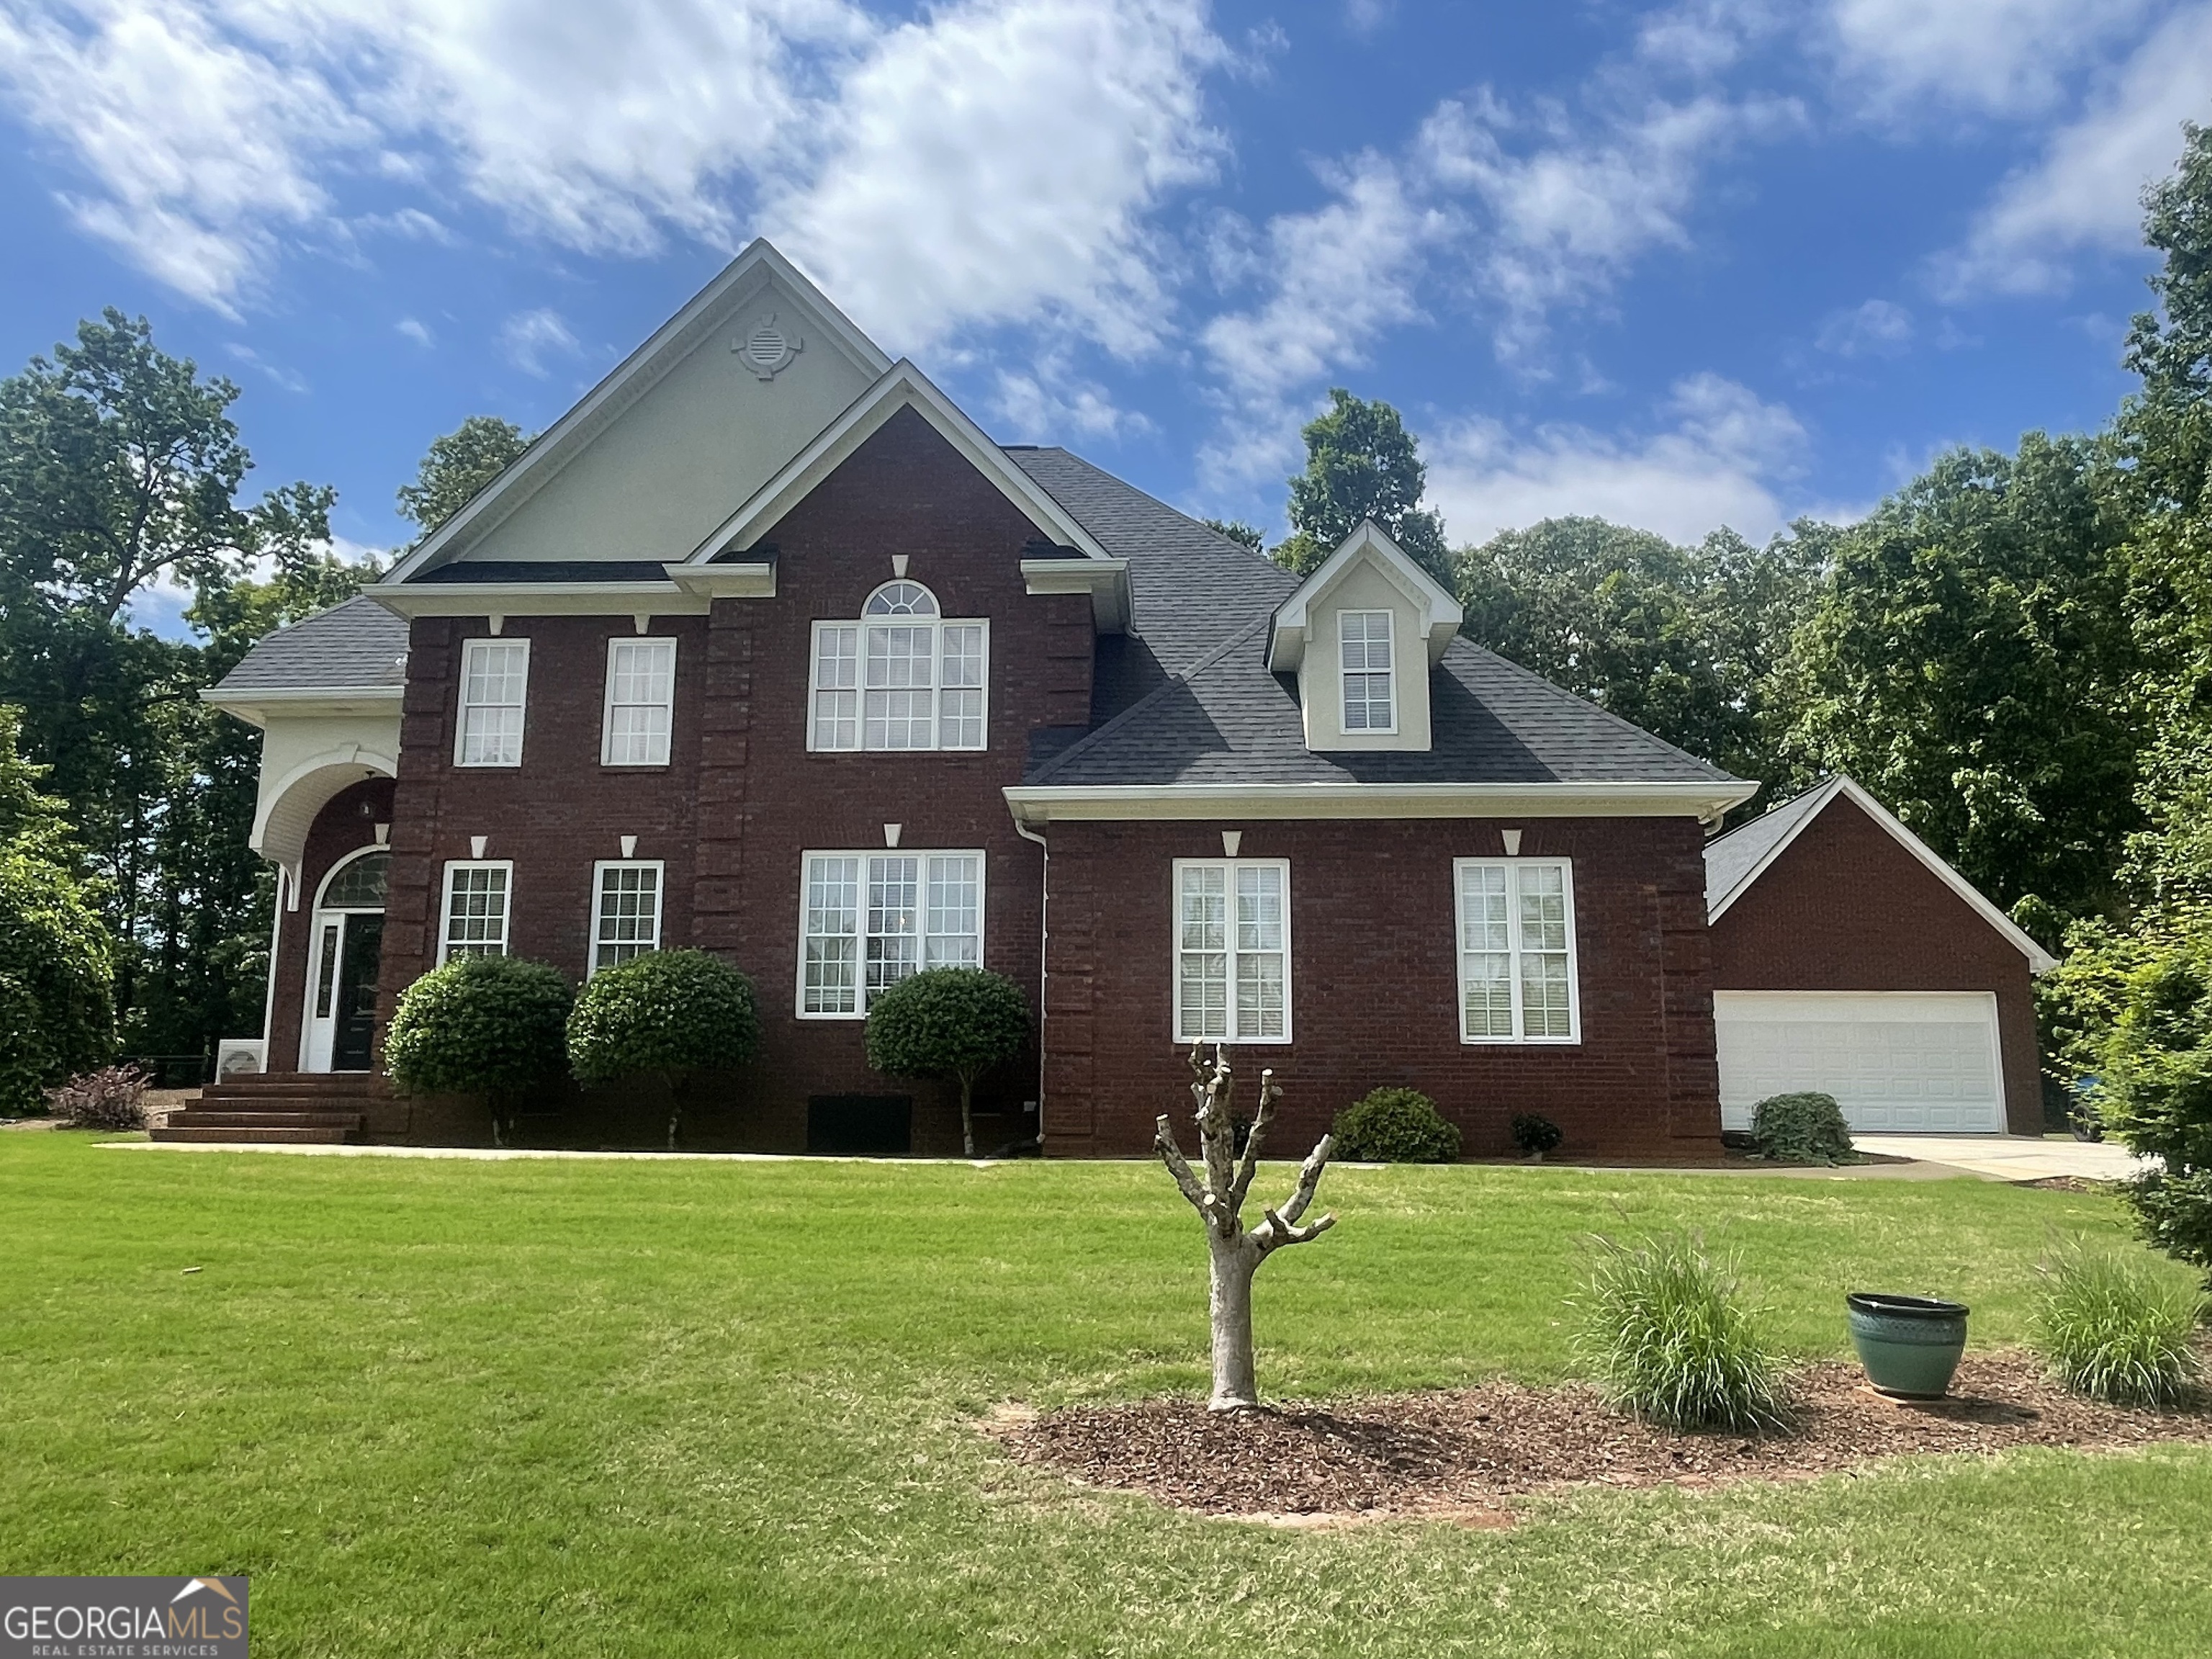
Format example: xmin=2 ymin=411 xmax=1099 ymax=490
xmin=1340 ymin=610 xmax=1395 ymax=732
xmin=810 ymin=581 xmax=989 ymax=752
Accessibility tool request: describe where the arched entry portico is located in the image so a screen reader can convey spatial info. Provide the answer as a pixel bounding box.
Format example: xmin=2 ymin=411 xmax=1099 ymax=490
xmin=303 ymin=847 xmax=389 ymax=1071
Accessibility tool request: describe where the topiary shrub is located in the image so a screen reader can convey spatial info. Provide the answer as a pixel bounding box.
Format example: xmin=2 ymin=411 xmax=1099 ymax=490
xmin=0 ymin=847 xmax=115 ymax=1115
xmin=1751 ymin=1091 xmax=1856 ymax=1165
xmin=2033 ymin=1238 xmax=2206 ymax=1408
xmin=567 ymin=950 xmax=760 ymax=1150
xmin=1330 ymin=1087 xmax=1460 ymax=1163
xmin=44 ymin=1064 xmax=148 ymax=1130
xmin=1575 ymin=1230 xmax=1788 ymax=1432
xmin=385 ymin=956 xmax=573 ymax=1146
xmin=1511 ymin=1112 xmax=1563 ymax=1159
xmin=864 ymin=967 xmax=1030 ymax=1158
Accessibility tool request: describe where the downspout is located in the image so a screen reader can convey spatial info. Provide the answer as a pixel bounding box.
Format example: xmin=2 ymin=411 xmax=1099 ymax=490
xmin=1012 ymin=817 xmax=1048 ymax=1149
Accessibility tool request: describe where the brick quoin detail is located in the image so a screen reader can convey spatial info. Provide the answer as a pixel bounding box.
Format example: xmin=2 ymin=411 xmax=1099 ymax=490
xmin=1708 ymin=796 xmax=2044 ymax=1136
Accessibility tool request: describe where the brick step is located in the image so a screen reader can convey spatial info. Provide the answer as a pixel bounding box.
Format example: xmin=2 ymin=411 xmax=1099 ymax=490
xmin=204 ymin=1072 xmax=385 ymax=1099
xmin=169 ymin=1110 xmax=367 ymax=1130
xmin=151 ymin=1125 xmax=358 ymax=1145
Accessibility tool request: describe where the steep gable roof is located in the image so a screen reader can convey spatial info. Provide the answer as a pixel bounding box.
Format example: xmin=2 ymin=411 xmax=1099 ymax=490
xmin=1704 ymin=775 xmax=2057 ymax=972
xmin=206 ymin=596 xmax=409 ymax=698
xmin=1266 ymin=519 xmax=1463 ymax=670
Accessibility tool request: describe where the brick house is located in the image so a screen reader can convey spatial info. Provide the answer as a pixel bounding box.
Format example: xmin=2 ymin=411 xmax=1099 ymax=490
xmin=191 ymin=241 xmax=2038 ymax=1155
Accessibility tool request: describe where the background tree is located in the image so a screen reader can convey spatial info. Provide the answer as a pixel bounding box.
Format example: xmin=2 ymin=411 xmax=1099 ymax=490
xmin=1271 ymin=390 xmax=1451 ymax=581
xmin=396 ymin=415 xmax=533 ymax=544
xmin=567 ymin=950 xmax=760 ymax=1150
xmin=1200 ymin=518 xmax=1264 ymax=552
xmin=385 ymin=956 xmax=574 ymax=1147
xmin=863 ymin=966 xmax=1031 ymax=1158
xmin=1156 ymin=1046 xmax=1337 ymax=1411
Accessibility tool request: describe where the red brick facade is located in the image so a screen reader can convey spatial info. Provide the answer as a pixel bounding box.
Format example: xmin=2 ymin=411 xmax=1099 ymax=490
xmin=1707 ymin=795 xmax=2044 ymax=1135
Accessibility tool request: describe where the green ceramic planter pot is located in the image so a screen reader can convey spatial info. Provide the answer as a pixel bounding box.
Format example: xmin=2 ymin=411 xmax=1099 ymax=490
xmin=1847 ymin=1292 xmax=1969 ymax=1399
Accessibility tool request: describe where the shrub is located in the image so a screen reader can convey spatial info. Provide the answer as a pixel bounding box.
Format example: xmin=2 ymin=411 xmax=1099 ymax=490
xmin=44 ymin=1064 xmax=149 ymax=1130
xmin=2033 ymin=1238 xmax=2207 ymax=1408
xmin=385 ymin=956 xmax=573 ymax=1146
xmin=567 ymin=950 xmax=760 ymax=1149
xmin=865 ymin=967 xmax=1031 ymax=1158
xmin=0 ymin=847 xmax=115 ymax=1114
xmin=1330 ymin=1087 xmax=1460 ymax=1163
xmin=2096 ymin=922 xmax=2212 ymax=1282
xmin=1511 ymin=1112 xmax=1563 ymax=1158
xmin=1751 ymin=1091 xmax=1856 ymax=1164
xmin=1575 ymin=1231 xmax=1788 ymax=1432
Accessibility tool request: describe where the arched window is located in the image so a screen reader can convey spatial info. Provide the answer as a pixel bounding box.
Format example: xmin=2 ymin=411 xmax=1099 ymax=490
xmin=809 ymin=580 xmax=988 ymax=752
xmin=320 ymin=850 xmax=390 ymax=909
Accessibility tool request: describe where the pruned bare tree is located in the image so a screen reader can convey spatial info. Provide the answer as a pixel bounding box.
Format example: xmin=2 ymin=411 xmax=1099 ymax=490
xmin=1155 ymin=1043 xmax=1337 ymax=1412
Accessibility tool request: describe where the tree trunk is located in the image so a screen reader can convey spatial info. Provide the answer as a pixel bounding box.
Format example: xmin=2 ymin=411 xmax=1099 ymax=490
xmin=1207 ymin=1231 xmax=1262 ymax=1411
xmin=959 ymin=1074 xmax=976 ymax=1159
xmin=664 ymin=1071 xmax=682 ymax=1152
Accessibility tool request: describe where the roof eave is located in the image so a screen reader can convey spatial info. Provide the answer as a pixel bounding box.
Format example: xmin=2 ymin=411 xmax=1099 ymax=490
xmin=1005 ymin=778 xmax=1758 ymax=827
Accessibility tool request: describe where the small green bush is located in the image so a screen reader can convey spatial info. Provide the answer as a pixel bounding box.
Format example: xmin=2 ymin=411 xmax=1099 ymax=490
xmin=2032 ymin=1238 xmax=2206 ymax=1408
xmin=2095 ymin=924 xmax=2212 ymax=1281
xmin=0 ymin=847 xmax=115 ymax=1114
xmin=568 ymin=950 xmax=760 ymax=1149
xmin=1751 ymin=1091 xmax=1856 ymax=1164
xmin=385 ymin=956 xmax=573 ymax=1145
xmin=865 ymin=967 xmax=1030 ymax=1158
xmin=1330 ymin=1087 xmax=1461 ymax=1163
xmin=1575 ymin=1231 xmax=1788 ymax=1432
xmin=1511 ymin=1113 xmax=1563 ymax=1157
xmin=44 ymin=1064 xmax=149 ymax=1130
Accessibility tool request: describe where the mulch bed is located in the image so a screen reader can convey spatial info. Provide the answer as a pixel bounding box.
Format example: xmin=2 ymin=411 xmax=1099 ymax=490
xmin=998 ymin=1352 xmax=2212 ymax=1522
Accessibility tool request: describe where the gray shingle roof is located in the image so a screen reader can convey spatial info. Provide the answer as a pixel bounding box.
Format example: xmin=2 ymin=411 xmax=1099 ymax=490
xmin=212 ymin=596 xmax=410 ymax=693
xmin=1702 ymin=779 xmax=1838 ymax=911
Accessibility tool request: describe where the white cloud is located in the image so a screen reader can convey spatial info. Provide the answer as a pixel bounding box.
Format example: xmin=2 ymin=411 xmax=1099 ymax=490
xmin=1816 ymin=297 xmax=1914 ymax=357
xmin=1426 ymin=373 xmax=1809 ymax=546
xmin=395 ymin=316 xmax=432 ymax=347
xmin=225 ymin=341 xmax=309 ymax=392
xmin=498 ymin=307 xmax=580 ymax=377
xmin=1937 ymin=4 xmax=2212 ymax=295
xmin=1827 ymin=0 xmax=2159 ymax=119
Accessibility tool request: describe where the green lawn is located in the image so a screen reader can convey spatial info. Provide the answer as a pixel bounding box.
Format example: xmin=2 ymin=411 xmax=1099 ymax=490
xmin=3 ymin=1133 xmax=2206 ymax=1658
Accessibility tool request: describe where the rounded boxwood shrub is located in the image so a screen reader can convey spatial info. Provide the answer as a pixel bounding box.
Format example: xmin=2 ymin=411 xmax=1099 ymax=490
xmin=1750 ymin=1091 xmax=1855 ymax=1165
xmin=1330 ymin=1087 xmax=1461 ymax=1163
xmin=865 ymin=967 xmax=1030 ymax=1159
xmin=567 ymin=950 xmax=760 ymax=1149
xmin=385 ymin=956 xmax=573 ymax=1146
xmin=1511 ymin=1112 xmax=1564 ymax=1159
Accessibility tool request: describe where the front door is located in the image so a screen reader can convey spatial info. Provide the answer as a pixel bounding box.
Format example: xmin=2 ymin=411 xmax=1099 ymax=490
xmin=331 ymin=914 xmax=383 ymax=1071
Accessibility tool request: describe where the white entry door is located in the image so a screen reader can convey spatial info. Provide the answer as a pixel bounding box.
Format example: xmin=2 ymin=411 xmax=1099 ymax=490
xmin=1715 ymin=992 xmax=2004 ymax=1135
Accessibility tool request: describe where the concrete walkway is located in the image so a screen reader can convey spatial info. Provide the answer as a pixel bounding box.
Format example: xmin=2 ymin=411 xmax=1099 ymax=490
xmin=1851 ymin=1134 xmax=2154 ymax=1184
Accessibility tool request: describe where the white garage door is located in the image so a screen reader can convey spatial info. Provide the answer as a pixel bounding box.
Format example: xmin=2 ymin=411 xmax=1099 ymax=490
xmin=1715 ymin=992 xmax=2004 ymax=1135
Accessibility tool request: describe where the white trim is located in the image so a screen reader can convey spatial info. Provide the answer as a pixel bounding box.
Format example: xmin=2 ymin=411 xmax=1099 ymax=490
xmin=302 ymin=845 xmax=392 ymax=1073
xmin=438 ymin=860 xmax=515 ymax=964
xmin=1706 ymin=775 xmax=2056 ymax=974
xmin=1171 ymin=857 xmax=1293 ymax=1046
xmin=794 ymin=848 xmax=988 ymax=1020
xmin=663 ymin=562 xmax=777 ymax=601
xmin=685 ymin=360 xmax=1115 ymax=565
xmin=201 ymin=685 xmax=403 ymax=727
xmin=1020 ymin=557 xmax=1130 ymax=634
xmin=1269 ymin=520 xmax=1462 ymax=671
xmin=1005 ymin=779 xmax=1757 ymax=826
xmin=601 ymin=637 xmax=676 ymax=768
xmin=372 ymin=581 xmax=709 ymax=621
xmin=248 ymin=743 xmax=400 ymax=872
xmin=454 ymin=638 xmax=530 ymax=768
xmin=806 ymin=603 xmax=990 ymax=754
xmin=385 ymin=239 xmax=889 ymax=583
xmin=1338 ymin=608 xmax=1398 ymax=735
xmin=1453 ymin=857 xmax=1582 ymax=1046
xmin=588 ymin=860 xmax=665 ymax=976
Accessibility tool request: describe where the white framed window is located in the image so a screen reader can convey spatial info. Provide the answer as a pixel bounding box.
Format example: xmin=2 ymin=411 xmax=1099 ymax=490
xmin=602 ymin=639 xmax=675 ymax=766
xmin=439 ymin=861 xmax=513 ymax=963
xmin=798 ymin=850 xmax=984 ymax=1017
xmin=456 ymin=639 xmax=530 ymax=767
xmin=1173 ymin=858 xmax=1291 ymax=1044
xmin=1340 ymin=609 xmax=1395 ymax=733
xmin=809 ymin=581 xmax=989 ymax=752
xmin=590 ymin=861 xmax=663 ymax=973
xmin=1455 ymin=858 xmax=1581 ymax=1043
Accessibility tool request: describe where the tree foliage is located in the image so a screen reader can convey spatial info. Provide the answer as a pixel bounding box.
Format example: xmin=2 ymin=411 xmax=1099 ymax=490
xmin=865 ymin=967 xmax=1030 ymax=1157
xmin=396 ymin=415 xmax=532 ymax=543
xmin=1272 ymin=389 xmax=1451 ymax=581
xmin=2092 ymin=920 xmax=2212 ymax=1281
xmin=385 ymin=956 xmax=574 ymax=1144
xmin=567 ymin=950 xmax=760 ymax=1149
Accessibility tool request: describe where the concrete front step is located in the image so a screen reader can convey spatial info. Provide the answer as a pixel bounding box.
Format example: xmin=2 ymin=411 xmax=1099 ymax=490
xmin=152 ymin=1125 xmax=358 ymax=1144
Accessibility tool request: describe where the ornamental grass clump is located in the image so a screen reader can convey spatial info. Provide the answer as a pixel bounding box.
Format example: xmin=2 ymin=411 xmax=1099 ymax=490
xmin=1575 ymin=1231 xmax=1789 ymax=1433
xmin=1751 ymin=1091 xmax=1856 ymax=1165
xmin=2033 ymin=1238 xmax=2207 ymax=1408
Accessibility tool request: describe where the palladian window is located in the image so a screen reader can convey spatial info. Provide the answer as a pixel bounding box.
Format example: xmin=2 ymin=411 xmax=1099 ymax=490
xmin=809 ymin=581 xmax=989 ymax=752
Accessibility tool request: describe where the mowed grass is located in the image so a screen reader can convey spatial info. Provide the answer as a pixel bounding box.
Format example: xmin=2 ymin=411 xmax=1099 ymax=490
xmin=3 ymin=1133 xmax=2208 ymax=1658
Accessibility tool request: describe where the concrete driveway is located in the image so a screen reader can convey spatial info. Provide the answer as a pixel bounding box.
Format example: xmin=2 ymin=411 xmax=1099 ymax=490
xmin=1852 ymin=1134 xmax=2155 ymax=1183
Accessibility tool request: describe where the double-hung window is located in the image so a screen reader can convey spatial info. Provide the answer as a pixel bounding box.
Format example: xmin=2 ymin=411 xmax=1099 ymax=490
xmin=809 ymin=581 xmax=989 ymax=752
xmin=1455 ymin=858 xmax=1580 ymax=1043
xmin=1340 ymin=610 xmax=1395 ymax=732
xmin=457 ymin=639 xmax=529 ymax=767
xmin=799 ymin=850 xmax=984 ymax=1016
xmin=1173 ymin=858 xmax=1290 ymax=1043
xmin=590 ymin=861 xmax=662 ymax=973
xmin=603 ymin=639 xmax=675 ymax=765
xmin=439 ymin=861 xmax=512 ymax=963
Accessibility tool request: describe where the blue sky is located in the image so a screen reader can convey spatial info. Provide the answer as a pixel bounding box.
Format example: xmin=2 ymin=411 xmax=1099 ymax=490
xmin=2 ymin=0 xmax=2207 ymax=629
